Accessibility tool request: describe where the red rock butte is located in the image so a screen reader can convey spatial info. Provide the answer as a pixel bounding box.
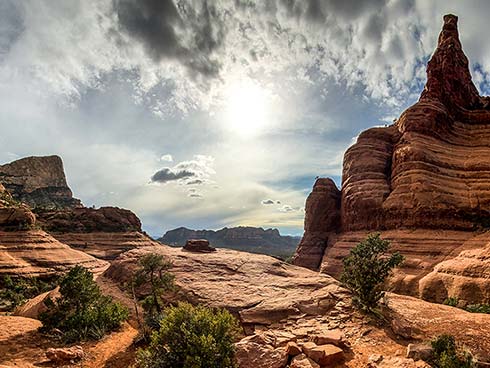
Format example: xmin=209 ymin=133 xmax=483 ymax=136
xmin=293 ymin=14 xmax=490 ymax=304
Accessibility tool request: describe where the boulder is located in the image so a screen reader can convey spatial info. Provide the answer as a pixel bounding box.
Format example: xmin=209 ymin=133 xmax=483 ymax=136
xmin=406 ymin=343 xmax=433 ymax=361
xmin=311 ymin=329 xmax=344 ymax=347
xmin=290 ymin=354 xmax=320 ymax=368
xmin=286 ymin=341 xmax=302 ymax=356
xmin=45 ymin=345 xmax=83 ymax=363
xmin=183 ymin=239 xmax=216 ymax=253
xmin=305 ymin=344 xmax=344 ymax=366
xmin=235 ymin=341 xmax=288 ymax=368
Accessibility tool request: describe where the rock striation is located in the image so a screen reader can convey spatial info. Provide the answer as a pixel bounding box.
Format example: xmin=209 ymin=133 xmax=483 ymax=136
xmin=0 ymin=177 xmax=107 ymax=277
xmin=0 ymin=230 xmax=107 ymax=277
xmin=0 ymin=155 xmax=155 ymax=260
xmin=294 ymin=14 xmax=490 ymax=303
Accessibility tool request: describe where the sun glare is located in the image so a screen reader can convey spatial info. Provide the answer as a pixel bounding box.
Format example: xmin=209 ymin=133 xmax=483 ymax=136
xmin=224 ymin=80 xmax=270 ymax=136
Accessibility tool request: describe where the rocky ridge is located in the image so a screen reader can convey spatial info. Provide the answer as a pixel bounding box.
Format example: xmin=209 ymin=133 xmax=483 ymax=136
xmin=293 ymin=14 xmax=490 ymax=304
xmin=160 ymin=226 xmax=300 ymax=258
xmin=0 ymin=155 xmax=156 ymax=260
xmin=0 ymin=182 xmax=107 ymax=277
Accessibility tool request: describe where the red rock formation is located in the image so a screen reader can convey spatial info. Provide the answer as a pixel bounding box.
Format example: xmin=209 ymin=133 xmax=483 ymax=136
xmin=418 ymin=242 xmax=490 ymax=304
xmin=292 ymin=178 xmax=340 ymax=269
xmin=36 ymin=206 xmax=142 ymax=233
xmin=0 ymin=155 xmax=155 ymax=260
xmin=0 ymin=156 xmax=82 ymax=209
xmin=0 ymin=183 xmax=36 ymax=230
xmin=0 ymin=230 xmax=107 ymax=277
xmin=295 ymin=15 xmax=490 ymax=303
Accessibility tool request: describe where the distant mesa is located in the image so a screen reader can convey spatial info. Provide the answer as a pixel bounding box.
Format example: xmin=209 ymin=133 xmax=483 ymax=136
xmin=293 ymin=14 xmax=490 ymax=305
xmin=159 ymin=226 xmax=300 ymax=259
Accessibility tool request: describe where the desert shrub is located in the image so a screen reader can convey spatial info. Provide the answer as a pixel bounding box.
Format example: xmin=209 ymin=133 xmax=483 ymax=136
xmin=465 ymin=303 xmax=490 ymax=314
xmin=431 ymin=335 xmax=475 ymax=368
xmin=136 ymin=302 xmax=240 ymax=368
xmin=443 ymin=297 xmax=459 ymax=307
xmin=39 ymin=266 xmax=128 ymax=342
xmin=132 ymin=253 xmax=175 ymax=317
xmin=0 ymin=275 xmax=59 ymax=311
xmin=341 ymin=233 xmax=404 ymax=311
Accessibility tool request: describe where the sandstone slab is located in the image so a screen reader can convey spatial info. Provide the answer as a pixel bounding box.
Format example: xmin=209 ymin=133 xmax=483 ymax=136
xmin=105 ymin=245 xmax=347 ymax=326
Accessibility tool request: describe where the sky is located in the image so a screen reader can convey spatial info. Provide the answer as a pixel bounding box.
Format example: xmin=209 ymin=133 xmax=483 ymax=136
xmin=2 ymin=0 xmax=490 ymax=237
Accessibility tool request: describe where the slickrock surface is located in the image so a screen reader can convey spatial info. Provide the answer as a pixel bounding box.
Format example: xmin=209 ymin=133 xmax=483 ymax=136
xmin=105 ymin=245 xmax=349 ymax=325
xmin=294 ymin=15 xmax=490 ymax=303
xmin=383 ymin=292 xmax=490 ymax=360
xmin=0 ymin=230 xmax=108 ymax=277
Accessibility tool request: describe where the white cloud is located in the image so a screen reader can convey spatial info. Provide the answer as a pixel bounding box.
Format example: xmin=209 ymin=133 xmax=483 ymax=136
xmin=160 ymin=154 xmax=173 ymax=162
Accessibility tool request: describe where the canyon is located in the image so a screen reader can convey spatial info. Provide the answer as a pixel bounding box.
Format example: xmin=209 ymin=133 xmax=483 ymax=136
xmin=293 ymin=14 xmax=490 ymax=305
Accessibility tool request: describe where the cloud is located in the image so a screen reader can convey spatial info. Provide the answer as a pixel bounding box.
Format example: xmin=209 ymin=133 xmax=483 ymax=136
xmin=160 ymin=154 xmax=173 ymax=162
xmin=261 ymin=199 xmax=275 ymax=205
xmin=113 ymin=0 xmax=225 ymax=77
xmin=151 ymin=155 xmax=215 ymax=184
xmin=186 ymin=179 xmax=204 ymax=185
xmin=278 ymin=204 xmax=298 ymax=212
xmin=151 ymin=167 xmax=194 ymax=183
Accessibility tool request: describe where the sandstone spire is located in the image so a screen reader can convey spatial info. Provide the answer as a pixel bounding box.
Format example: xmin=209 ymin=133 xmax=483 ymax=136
xmin=420 ymin=14 xmax=482 ymax=110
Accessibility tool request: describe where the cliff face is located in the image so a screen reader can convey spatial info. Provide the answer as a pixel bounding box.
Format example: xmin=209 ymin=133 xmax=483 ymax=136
xmin=0 ymin=155 xmax=154 ymax=261
xmin=160 ymin=226 xmax=300 ymax=258
xmin=0 ymin=156 xmax=82 ymax=209
xmin=294 ymin=15 xmax=490 ymax=303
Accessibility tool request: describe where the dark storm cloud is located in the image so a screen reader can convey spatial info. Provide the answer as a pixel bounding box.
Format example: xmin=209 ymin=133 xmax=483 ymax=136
xmin=0 ymin=1 xmax=25 ymax=60
xmin=113 ymin=0 xmax=226 ymax=77
xmin=186 ymin=179 xmax=204 ymax=185
xmin=261 ymin=199 xmax=275 ymax=205
xmin=151 ymin=167 xmax=196 ymax=183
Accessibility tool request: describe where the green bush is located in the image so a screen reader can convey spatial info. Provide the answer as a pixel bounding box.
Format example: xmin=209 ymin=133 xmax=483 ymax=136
xmin=0 ymin=275 xmax=59 ymax=311
xmin=136 ymin=302 xmax=240 ymax=368
xmin=39 ymin=266 xmax=128 ymax=343
xmin=465 ymin=303 xmax=490 ymax=314
xmin=431 ymin=335 xmax=475 ymax=368
xmin=341 ymin=233 xmax=404 ymax=311
xmin=443 ymin=297 xmax=459 ymax=307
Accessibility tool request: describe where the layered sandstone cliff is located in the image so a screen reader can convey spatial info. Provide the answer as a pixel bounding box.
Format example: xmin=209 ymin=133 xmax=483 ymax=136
xmin=294 ymin=15 xmax=490 ymax=303
xmin=0 ymin=155 xmax=155 ymax=260
xmin=0 ymin=182 xmax=107 ymax=276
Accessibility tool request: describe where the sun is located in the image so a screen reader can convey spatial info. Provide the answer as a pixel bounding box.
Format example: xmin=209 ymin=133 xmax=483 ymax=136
xmin=224 ymin=80 xmax=270 ymax=136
